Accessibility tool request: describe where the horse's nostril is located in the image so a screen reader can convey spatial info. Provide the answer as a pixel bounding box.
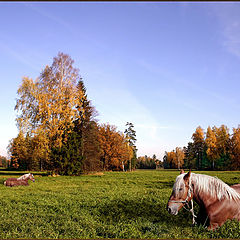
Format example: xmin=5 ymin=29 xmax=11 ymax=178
xmin=167 ymin=207 xmax=171 ymax=214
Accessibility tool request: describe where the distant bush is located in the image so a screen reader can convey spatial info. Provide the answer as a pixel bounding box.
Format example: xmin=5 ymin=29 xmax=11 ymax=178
xmin=0 ymin=155 xmax=9 ymax=168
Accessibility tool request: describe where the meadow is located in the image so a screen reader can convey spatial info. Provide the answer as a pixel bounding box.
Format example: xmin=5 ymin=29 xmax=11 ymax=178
xmin=1 ymin=170 xmax=240 ymax=239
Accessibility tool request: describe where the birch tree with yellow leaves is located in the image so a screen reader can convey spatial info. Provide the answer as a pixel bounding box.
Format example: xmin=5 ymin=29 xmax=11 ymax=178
xmin=175 ymin=147 xmax=185 ymax=169
xmin=10 ymin=53 xmax=88 ymax=171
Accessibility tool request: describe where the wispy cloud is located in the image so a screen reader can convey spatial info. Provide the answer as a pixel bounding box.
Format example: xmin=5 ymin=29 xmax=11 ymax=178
xmin=0 ymin=40 xmax=40 ymax=71
xmin=137 ymin=58 xmax=240 ymax=112
xmin=210 ymin=3 xmax=240 ymax=58
xmin=23 ymin=3 xmax=75 ymax=33
xmin=23 ymin=3 xmax=109 ymax=51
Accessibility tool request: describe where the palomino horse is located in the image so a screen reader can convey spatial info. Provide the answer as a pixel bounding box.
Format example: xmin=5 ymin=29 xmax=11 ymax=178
xmin=167 ymin=170 xmax=240 ymax=230
xmin=4 ymin=173 xmax=35 ymax=187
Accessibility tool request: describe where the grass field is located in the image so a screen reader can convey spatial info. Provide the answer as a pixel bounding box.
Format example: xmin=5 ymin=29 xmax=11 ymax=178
xmin=1 ymin=170 xmax=240 ymax=239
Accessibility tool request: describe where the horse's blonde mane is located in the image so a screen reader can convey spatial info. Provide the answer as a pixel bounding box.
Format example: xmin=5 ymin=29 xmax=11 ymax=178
xmin=173 ymin=173 xmax=240 ymax=201
xmin=173 ymin=174 xmax=186 ymax=194
xmin=17 ymin=173 xmax=31 ymax=180
xmin=192 ymin=173 xmax=240 ymax=201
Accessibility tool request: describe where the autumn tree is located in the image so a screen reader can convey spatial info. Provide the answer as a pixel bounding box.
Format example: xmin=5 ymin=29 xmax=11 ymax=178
xmin=192 ymin=126 xmax=205 ymax=169
xmin=30 ymin=129 xmax=50 ymax=170
xmin=163 ymin=148 xmax=184 ymax=169
xmin=46 ymin=59 xmax=101 ymax=174
xmin=98 ymin=124 xmax=131 ymax=171
xmin=230 ymin=126 xmax=240 ymax=170
xmin=14 ymin=53 xmax=84 ymax=165
xmin=36 ymin=53 xmax=85 ymax=149
xmin=205 ymin=126 xmax=218 ymax=170
xmin=8 ymin=131 xmax=30 ymax=169
xmin=175 ymin=147 xmax=185 ymax=169
xmin=213 ymin=125 xmax=231 ymax=169
xmin=167 ymin=150 xmax=176 ymax=168
xmin=10 ymin=52 xmax=101 ymax=173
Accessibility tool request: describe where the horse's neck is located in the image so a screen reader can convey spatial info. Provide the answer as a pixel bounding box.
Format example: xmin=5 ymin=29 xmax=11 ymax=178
xmin=192 ymin=178 xmax=217 ymax=209
xmin=18 ymin=174 xmax=29 ymax=180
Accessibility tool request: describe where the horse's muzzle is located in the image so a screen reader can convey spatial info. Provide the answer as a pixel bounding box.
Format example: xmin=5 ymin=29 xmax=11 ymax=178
xmin=167 ymin=204 xmax=178 ymax=215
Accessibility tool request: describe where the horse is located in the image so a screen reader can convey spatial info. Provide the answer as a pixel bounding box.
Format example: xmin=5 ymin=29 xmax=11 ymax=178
xmin=167 ymin=170 xmax=240 ymax=230
xmin=4 ymin=173 xmax=35 ymax=187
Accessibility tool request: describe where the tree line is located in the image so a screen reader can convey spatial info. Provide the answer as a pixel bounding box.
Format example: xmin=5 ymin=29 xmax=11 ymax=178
xmin=164 ymin=125 xmax=240 ymax=170
xmin=8 ymin=53 xmax=137 ymax=175
xmin=136 ymin=154 xmax=162 ymax=169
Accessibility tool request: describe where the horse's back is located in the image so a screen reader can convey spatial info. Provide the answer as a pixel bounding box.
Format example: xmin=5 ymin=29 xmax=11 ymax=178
xmin=231 ymin=184 xmax=240 ymax=194
xmin=4 ymin=178 xmax=29 ymax=187
xmin=6 ymin=178 xmax=18 ymax=181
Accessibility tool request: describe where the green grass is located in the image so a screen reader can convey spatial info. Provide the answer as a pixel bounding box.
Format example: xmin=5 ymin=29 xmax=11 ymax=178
xmin=1 ymin=170 xmax=240 ymax=239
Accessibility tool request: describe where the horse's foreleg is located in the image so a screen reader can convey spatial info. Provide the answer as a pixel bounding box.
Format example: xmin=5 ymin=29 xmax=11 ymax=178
xmin=207 ymin=222 xmax=219 ymax=231
xmin=206 ymin=207 xmax=228 ymax=231
xmin=196 ymin=206 xmax=209 ymax=227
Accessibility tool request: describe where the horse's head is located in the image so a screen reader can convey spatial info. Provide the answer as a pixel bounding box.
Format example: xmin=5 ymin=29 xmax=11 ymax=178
xmin=167 ymin=170 xmax=193 ymax=215
xmin=17 ymin=173 xmax=35 ymax=182
xmin=29 ymin=173 xmax=35 ymax=182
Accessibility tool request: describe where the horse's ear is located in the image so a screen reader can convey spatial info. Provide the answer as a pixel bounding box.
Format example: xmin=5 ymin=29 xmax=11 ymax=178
xmin=183 ymin=170 xmax=191 ymax=182
xmin=180 ymin=169 xmax=184 ymax=174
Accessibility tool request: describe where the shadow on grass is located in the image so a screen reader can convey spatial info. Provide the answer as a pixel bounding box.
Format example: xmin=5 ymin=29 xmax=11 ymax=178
xmin=157 ymin=180 xmax=175 ymax=189
xmin=98 ymin=198 xmax=192 ymax=228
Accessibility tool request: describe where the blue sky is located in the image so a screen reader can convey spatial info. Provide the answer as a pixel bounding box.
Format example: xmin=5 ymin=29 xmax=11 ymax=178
xmin=1 ymin=2 xmax=240 ymax=159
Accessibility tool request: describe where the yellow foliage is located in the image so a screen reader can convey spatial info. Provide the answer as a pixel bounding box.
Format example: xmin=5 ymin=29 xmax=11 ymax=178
xmin=98 ymin=123 xmax=133 ymax=170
